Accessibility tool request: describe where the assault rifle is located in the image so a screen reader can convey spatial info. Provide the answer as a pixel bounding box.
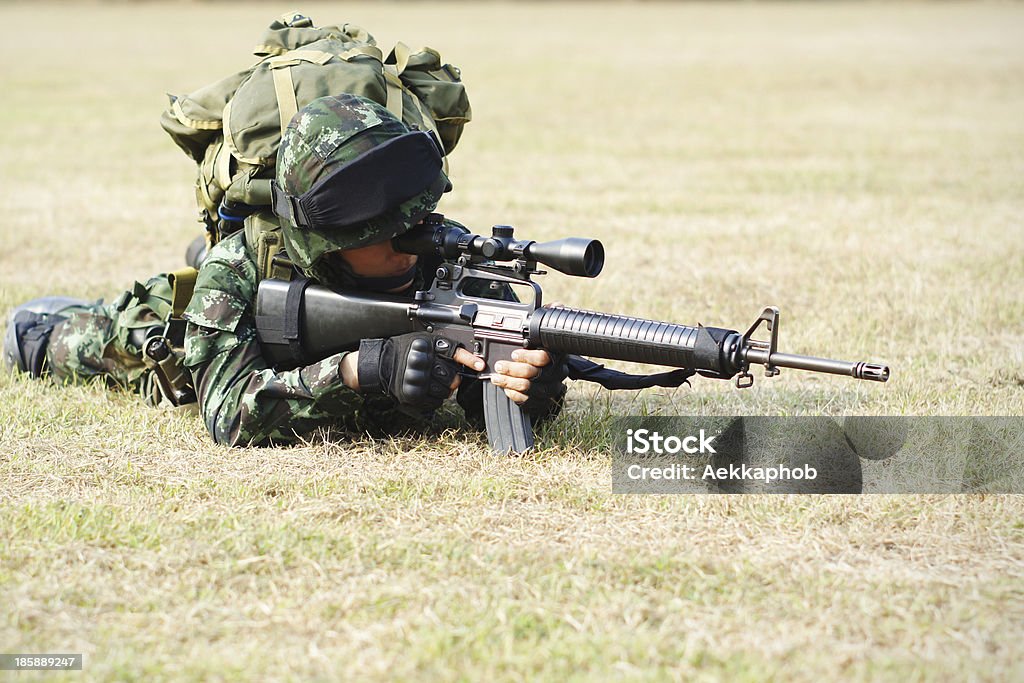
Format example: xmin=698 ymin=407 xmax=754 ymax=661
xmin=255 ymin=215 xmax=889 ymax=454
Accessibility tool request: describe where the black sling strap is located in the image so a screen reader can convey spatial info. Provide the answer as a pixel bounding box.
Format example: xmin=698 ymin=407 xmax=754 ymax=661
xmin=564 ymin=355 xmax=694 ymax=390
xmin=282 ymin=277 xmax=312 ymax=365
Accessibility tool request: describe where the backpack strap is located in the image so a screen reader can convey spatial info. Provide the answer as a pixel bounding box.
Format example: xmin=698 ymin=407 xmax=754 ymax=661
xmin=384 ymin=42 xmax=424 ymax=125
xmin=214 ymin=141 xmax=234 ymax=195
xmin=267 ymin=50 xmax=335 ymax=137
xmin=383 ymin=42 xmax=414 ymax=120
xmin=340 ymin=45 xmax=383 ymax=62
xmin=168 ymin=268 xmax=199 ymax=318
xmin=383 ymin=67 xmax=404 ymax=122
xmin=271 ymin=63 xmax=298 ymax=139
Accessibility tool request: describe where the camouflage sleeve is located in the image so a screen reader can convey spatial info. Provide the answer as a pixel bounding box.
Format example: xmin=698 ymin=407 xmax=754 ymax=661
xmin=182 ymin=241 xmax=362 ymax=446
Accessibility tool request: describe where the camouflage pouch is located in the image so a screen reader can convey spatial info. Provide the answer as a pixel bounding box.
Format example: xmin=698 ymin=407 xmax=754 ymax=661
xmin=243 ymin=210 xmax=296 ymax=283
xmin=110 ymin=277 xmax=174 ymax=357
xmin=113 ymin=275 xmax=199 ymax=407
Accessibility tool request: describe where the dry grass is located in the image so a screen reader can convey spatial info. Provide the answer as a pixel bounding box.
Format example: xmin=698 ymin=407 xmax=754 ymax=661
xmin=1 ymin=2 xmax=1022 ymax=681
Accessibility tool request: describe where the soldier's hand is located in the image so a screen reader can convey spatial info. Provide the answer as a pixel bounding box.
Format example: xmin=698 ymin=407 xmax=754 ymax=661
xmin=490 ymin=349 xmax=554 ymax=404
xmin=344 ymin=344 xmax=480 ymax=395
xmin=354 ymin=333 xmax=469 ymax=416
xmin=489 ymin=301 xmax=566 ymax=405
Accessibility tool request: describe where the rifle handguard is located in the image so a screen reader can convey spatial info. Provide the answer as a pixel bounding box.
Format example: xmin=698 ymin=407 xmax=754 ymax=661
xmin=528 ymin=307 xmax=738 ymax=377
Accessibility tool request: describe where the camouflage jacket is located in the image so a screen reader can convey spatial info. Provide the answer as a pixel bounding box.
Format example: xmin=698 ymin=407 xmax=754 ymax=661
xmin=183 ymin=230 xmax=418 ymax=446
xmin=183 ymin=226 xmax=566 ymax=446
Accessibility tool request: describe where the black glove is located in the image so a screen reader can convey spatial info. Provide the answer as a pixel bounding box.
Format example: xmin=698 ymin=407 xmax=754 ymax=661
xmin=357 ymin=333 xmax=459 ymax=418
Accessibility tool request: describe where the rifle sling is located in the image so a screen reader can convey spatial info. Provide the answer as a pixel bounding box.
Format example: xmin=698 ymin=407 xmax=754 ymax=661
xmin=564 ymin=355 xmax=694 ymax=390
xmin=283 ymin=278 xmax=311 ymax=364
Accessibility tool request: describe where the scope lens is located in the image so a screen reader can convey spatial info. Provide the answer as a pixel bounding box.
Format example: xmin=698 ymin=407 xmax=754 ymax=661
xmin=583 ymin=241 xmax=604 ymax=277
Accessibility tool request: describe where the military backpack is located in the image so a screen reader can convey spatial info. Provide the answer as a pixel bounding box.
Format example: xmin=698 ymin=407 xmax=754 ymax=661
xmin=161 ymin=10 xmax=471 ymax=255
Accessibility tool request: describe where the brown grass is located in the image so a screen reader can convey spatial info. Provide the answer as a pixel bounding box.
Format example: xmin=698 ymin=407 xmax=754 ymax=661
xmin=1 ymin=2 xmax=1022 ymax=681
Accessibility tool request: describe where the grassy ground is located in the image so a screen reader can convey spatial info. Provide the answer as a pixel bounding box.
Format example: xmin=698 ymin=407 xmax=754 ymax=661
xmin=1 ymin=1 xmax=1022 ymax=681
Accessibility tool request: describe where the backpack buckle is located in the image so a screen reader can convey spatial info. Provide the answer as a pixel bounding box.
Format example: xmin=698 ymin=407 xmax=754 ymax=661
xmin=270 ymin=252 xmax=295 ymax=281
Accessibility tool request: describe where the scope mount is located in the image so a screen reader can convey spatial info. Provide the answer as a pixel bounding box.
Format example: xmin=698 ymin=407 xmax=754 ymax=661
xmin=446 ymin=225 xmax=546 ymax=280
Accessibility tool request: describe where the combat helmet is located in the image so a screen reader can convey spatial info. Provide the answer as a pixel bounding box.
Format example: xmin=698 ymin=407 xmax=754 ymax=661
xmin=271 ymin=93 xmax=450 ymax=281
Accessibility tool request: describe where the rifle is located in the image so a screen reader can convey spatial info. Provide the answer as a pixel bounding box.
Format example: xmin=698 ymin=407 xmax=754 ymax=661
xmin=255 ymin=215 xmax=889 ymax=454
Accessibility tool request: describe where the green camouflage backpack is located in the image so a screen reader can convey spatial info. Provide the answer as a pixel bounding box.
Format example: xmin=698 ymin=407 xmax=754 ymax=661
xmin=160 ymin=11 xmax=471 ymax=252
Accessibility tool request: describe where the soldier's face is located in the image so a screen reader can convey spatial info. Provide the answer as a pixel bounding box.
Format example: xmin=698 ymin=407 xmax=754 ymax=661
xmin=333 ymin=239 xmax=418 ymax=286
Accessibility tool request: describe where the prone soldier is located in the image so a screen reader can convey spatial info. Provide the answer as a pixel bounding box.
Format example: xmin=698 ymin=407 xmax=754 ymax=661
xmin=4 ymin=94 xmax=567 ymax=446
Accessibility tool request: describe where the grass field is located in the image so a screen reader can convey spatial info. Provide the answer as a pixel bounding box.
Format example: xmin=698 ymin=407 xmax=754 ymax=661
xmin=1 ymin=1 xmax=1022 ymax=681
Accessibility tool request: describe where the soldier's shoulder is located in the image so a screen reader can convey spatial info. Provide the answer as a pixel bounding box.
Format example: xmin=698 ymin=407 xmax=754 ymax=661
xmin=183 ymin=232 xmax=257 ymax=332
xmin=204 ymin=232 xmax=257 ymax=277
xmin=196 ymin=233 xmax=258 ymax=294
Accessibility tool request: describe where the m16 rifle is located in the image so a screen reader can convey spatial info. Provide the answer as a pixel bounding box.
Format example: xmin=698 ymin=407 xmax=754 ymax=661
xmin=255 ymin=215 xmax=890 ymax=454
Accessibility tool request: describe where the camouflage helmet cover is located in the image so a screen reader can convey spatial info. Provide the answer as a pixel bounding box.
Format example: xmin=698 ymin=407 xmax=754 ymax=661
xmin=275 ymin=93 xmax=449 ymax=272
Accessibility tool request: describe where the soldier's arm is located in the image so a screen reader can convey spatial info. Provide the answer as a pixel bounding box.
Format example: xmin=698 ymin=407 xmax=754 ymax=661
xmin=183 ymin=250 xmax=362 ymax=446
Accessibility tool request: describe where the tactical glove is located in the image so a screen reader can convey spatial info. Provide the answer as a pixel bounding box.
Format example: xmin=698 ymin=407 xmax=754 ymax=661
xmin=357 ymin=333 xmax=459 ymax=418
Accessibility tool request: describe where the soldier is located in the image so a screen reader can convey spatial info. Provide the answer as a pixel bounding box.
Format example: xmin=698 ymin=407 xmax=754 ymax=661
xmin=4 ymin=94 xmax=565 ymax=446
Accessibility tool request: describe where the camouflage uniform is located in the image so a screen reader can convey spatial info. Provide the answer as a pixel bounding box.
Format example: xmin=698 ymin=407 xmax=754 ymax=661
xmin=37 ymin=275 xmax=172 ymax=399
xmin=7 ymin=230 xmax=459 ymax=447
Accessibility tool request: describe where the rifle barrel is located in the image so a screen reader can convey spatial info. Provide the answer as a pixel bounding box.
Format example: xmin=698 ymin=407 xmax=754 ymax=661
xmin=742 ymin=347 xmax=889 ymax=382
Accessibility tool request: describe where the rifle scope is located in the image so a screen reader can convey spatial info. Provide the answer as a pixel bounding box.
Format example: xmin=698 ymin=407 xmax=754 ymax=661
xmin=394 ymin=222 xmax=605 ymax=278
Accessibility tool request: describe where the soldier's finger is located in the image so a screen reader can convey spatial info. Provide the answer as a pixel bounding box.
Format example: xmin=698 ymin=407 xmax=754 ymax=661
xmin=453 ymin=348 xmax=485 ymax=371
xmin=449 ymin=374 xmax=462 ymax=392
xmin=493 ymin=360 xmax=541 ymax=379
xmin=491 ymin=374 xmax=531 ymax=393
xmin=509 ymin=349 xmax=551 ymax=367
xmin=504 ymin=387 xmax=530 ymax=404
